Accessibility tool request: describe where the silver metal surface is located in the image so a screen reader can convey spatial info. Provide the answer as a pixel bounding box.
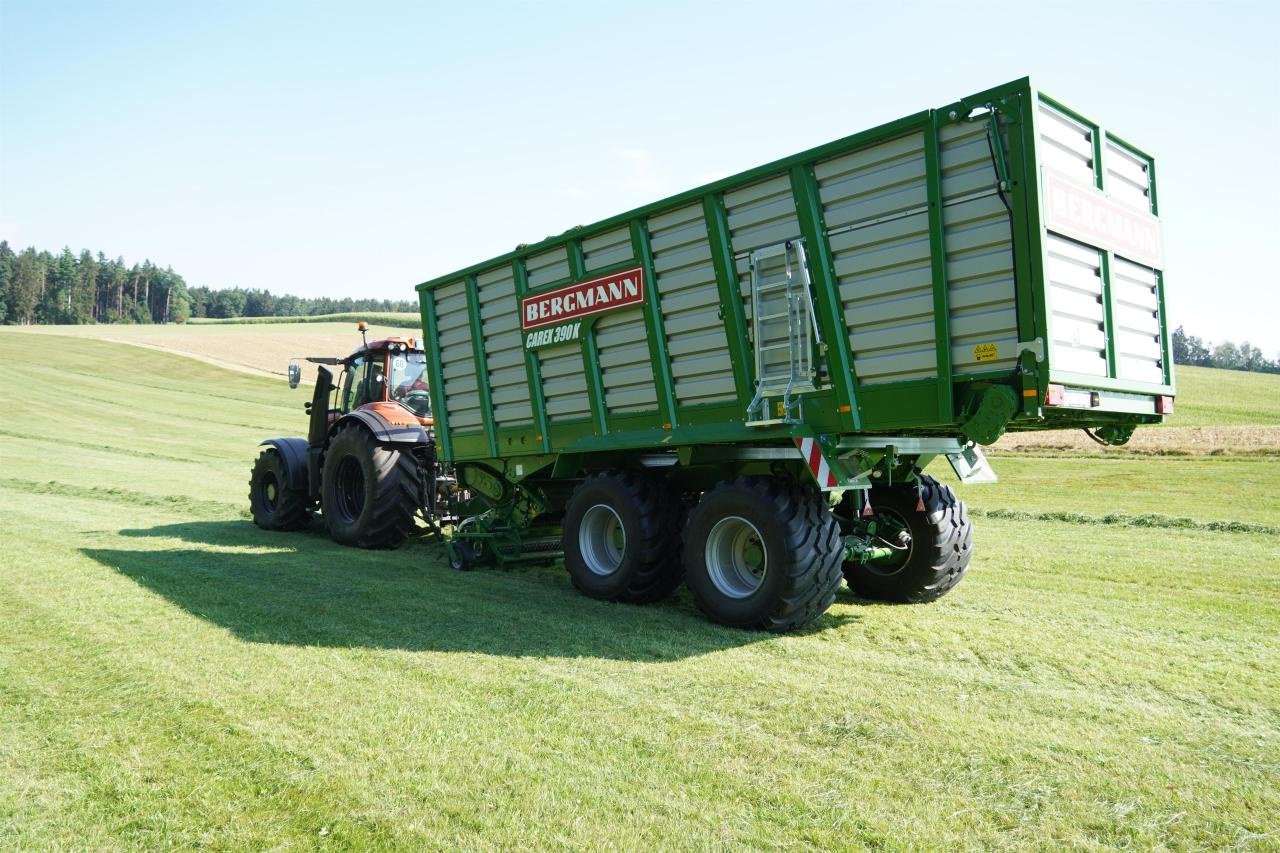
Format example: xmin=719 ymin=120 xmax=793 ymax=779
xmin=704 ymin=515 xmax=767 ymax=599
xmin=939 ymin=119 xmax=1018 ymax=376
xmin=649 ymin=202 xmax=737 ymax=407
xmin=434 ymin=279 xmax=484 ymax=430
xmin=596 ymin=306 xmax=659 ymax=415
xmin=1038 ymin=102 xmax=1095 ymax=186
xmin=1044 ymin=233 xmax=1108 ymax=376
xmin=538 ymin=342 xmax=592 ymax=421
xmin=946 ymin=444 xmax=998 ymax=483
xmin=1110 ymin=257 xmax=1164 ymax=384
xmin=745 ymin=239 xmax=818 ymax=425
xmin=836 ymin=436 xmax=969 ymax=454
xmin=477 ymin=265 xmax=535 ymax=427
xmin=1105 ymin=139 xmax=1153 ymax=213
xmin=815 ymin=132 xmax=938 ymax=385
xmin=578 ymin=504 xmax=625 ymax=576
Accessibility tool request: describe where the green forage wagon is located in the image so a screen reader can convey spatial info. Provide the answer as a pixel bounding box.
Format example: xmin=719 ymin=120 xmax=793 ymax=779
xmin=256 ymin=78 xmax=1175 ymax=631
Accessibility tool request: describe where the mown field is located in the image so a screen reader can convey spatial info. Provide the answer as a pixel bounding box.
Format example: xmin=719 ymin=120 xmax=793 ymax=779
xmin=1 ymin=327 xmax=1277 ymax=849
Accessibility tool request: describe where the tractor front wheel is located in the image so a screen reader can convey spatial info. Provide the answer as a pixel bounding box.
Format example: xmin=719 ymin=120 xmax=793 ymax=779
xmin=249 ymin=449 xmax=311 ymax=531
xmin=321 ymin=425 xmax=422 ymax=548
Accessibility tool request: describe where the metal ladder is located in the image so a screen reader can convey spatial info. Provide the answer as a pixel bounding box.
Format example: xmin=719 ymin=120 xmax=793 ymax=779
xmin=745 ymin=239 xmax=824 ymax=426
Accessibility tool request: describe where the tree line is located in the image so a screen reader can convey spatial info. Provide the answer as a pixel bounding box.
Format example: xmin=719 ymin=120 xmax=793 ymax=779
xmin=0 ymin=241 xmax=415 ymax=326
xmin=3 ymin=241 xmax=1276 ymax=375
xmin=1171 ymin=326 xmax=1279 ymax=375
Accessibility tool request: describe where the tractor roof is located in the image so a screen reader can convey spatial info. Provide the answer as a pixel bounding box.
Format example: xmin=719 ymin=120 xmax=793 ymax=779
xmin=347 ymin=336 xmax=423 ymax=361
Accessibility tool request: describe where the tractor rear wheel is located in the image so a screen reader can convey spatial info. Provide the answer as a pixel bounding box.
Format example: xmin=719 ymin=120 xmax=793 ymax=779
xmin=842 ymin=475 xmax=972 ymax=603
xmin=562 ymin=470 xmax=683 ymax=603
xmin=321 ymin=425 xmax=422 ymax=549
xmin=249 ymin=449 xmax=311 ymax=531
xmin=683 ymin=477 xmax=843 ymax=632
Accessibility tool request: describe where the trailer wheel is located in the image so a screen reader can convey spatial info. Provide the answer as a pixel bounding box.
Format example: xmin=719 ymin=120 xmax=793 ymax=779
xmin=843 ymin=475 xmax=972 ymax=603
xmin=248 ymin=449 xmax=311 ymax=531
xmin=321 ymin=425 xmax=421 ymax=549
xmin=683 ymin=477 xmax=843 ymax=632
xmin=562 ymin=470 xmax=683 ymax=603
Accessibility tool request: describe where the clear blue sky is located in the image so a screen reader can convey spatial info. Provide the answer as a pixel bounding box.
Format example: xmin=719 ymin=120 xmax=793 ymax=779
xmin=2 ymin=0 xmax=1277 ymax=351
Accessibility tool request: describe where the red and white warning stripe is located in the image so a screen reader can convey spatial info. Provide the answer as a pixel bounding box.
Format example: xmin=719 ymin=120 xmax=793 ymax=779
xmin=794 ymin=436 xmax=838 ymax=489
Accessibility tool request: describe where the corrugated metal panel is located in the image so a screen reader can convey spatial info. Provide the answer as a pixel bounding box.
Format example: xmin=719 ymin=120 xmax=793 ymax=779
xmin=727 ymin=173 xmax=801 ymax=256
xmin=537 ymin=343 xmax=591 ymax=421
xmin=940 ymin=120 xmax=1018 ymax=375
xmin=434 ymin=279 xmax=484 ymax=431
xmin=816 ymin=132 xmax=935 ymax=385
xmin=648 ymin=202 xmax=736 ymax=407
xmin=582 ymin=226 xmax=634 ymax=273
xmin=1045 ymin=233 xmax=1107 ymax=376
xmin=1110 ymin=256 xmax=1163 ymax=384
xmin=1105 ymin=140 xmax=1152 ymax=213
xmin=526 ymin=247 xmax=570 ymax=289
xmin=476 ymin=265 xmax=533 ymax=427
xmin=596 ymin=307 xmax=658 ymax=415
xmin=1038 ymin=102 xmax=1095 ymax=185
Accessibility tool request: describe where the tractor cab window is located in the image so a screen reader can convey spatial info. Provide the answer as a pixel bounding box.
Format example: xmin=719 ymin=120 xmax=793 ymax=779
xmin=340 ymin=356 xmax=386 ymax=411
xmin=389 ymin=351 xmax=432 ymax=417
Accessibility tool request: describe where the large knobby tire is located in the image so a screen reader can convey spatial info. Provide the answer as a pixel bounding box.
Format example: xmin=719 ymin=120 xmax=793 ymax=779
xmin=562 ymin=470 xmax=683 ymax=603
xmin=248 ymin=448 xmax=311 ymax=531
xmin=321 ymin=425 xmax=422 ymax=549
xmin=683 ymin=477 xmax=843 ymax=632
xmin=843 ymin=474 xmax=972 ymax=603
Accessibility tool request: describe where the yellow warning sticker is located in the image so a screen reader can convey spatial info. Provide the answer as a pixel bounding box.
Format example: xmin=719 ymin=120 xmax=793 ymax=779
xmin=973 ymin=342 xmax=999 ymax=363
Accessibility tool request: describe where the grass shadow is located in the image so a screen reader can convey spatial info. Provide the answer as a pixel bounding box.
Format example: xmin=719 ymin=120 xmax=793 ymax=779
xmin=84 ymin=520 xmax=856 ymax=661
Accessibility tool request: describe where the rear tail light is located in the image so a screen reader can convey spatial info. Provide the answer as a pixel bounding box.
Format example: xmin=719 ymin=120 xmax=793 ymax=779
xmin=1157 ymin=395 xmax=1174 ymax=414
xmin=1045 ymin=384 xmax=1065 ymax=406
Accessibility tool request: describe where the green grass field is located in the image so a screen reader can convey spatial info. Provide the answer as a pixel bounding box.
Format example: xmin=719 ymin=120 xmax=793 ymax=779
xmin=1162 ymin=365 xmax=1280 ymax=427
xmin=1 ymin=329 xmax=1277 ymax=849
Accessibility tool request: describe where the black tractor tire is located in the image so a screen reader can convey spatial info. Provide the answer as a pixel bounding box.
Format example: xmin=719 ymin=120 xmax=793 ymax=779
xmin=248 ymin=448 xmax=312 ymax=532
xmin=562 ymin=469 xmax=683 ymax=603
xmin=842 ymin=474 xmax=972 ymax=603
xmin=683 ymin=477 xmax=843 ymax=632
xmin=321 ymin=425 xmax=422 ymax=549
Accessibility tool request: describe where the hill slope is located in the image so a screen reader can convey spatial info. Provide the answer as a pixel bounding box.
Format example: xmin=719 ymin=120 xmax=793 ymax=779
xmin=1 ymin=330 xmax=1276 ymax=848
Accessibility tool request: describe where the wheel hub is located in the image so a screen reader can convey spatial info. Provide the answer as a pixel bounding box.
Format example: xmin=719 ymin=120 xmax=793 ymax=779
xmin=579 ymin=504 xmax=625 ymax=576
xmin=333 ymin=456 xmax=366 ymax=522
xmin=704 ymin=515 xmax=767 ymax=599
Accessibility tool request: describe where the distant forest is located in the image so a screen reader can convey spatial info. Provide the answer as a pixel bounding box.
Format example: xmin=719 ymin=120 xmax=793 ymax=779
xmin=0 ymin=242 xmax=415 ymax=326
xmin=2 ymin=241 xmax=1276 ymax=376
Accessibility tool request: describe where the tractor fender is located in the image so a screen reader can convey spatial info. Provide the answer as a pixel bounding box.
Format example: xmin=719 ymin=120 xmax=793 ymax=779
xmin=259 ymin=437 xmax=310 ymax=491
xmin=333 ymin=409 xmax=430 ymax=445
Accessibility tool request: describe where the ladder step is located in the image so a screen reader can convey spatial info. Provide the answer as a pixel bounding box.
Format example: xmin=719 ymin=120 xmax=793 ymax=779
xmin=754 ymin=281 xmax=793 ymax=294
xmin=755 ymin=311 xmax=792 ymax=322
xmin=758 ymin=342 xmax=795 ymax=352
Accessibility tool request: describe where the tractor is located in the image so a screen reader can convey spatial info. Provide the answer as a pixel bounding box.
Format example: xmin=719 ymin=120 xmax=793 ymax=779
xmin=248 ymin=322 xmax=447 ymax=548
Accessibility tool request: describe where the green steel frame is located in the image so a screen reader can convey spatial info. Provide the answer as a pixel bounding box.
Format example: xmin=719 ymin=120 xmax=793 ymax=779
xmin=414 ymin=78 xmax=1172 ymax=468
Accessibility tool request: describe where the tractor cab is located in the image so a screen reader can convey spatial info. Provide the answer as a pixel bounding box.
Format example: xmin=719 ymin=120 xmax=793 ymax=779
xmin=289 ymin=322 xmax=433 ymax=427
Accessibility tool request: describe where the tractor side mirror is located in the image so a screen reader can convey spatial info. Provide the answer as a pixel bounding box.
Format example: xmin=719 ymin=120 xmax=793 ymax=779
xmin=288 ymin=362 xmax=301 ymax=389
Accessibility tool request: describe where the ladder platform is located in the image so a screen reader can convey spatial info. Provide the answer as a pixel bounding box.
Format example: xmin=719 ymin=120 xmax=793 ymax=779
xmin=745 ymin=416 xmax=801 ymax=428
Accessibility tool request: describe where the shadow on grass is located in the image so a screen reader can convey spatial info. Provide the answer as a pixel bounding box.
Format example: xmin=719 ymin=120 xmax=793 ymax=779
xmin=83 ymin=520 xmax=856 ymax=661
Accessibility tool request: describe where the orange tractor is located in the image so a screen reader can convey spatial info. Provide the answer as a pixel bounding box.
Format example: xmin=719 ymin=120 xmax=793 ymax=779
xmin=248 ymin=323 xmax=448 ymax=548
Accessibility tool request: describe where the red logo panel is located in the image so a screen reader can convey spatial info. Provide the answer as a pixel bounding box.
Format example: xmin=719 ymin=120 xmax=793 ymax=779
xmin=521 ymin=267 xmax=645 ymax=330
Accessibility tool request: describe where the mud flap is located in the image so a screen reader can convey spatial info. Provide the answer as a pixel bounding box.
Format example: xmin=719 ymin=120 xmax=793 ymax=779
xmin=946 ymin=444 xmax=998 ymax=483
